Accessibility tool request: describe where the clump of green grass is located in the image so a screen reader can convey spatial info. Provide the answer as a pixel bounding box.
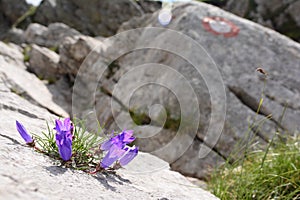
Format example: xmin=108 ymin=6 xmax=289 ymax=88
xmin=209 ymin=134 xmax=300 ymax=199
xmin=33 ymin=119 xmax=103 ymax=170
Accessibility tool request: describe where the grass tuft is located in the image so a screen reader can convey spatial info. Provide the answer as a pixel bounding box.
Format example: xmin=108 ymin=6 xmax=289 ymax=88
xmin=208 ymin=134 xmax=300 ymax=200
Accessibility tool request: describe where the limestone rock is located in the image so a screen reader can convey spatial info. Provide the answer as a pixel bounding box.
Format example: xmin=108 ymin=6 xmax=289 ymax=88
xmin=0 ymin=41 xmax=68 ymax=117
xmin=0 ymin=42 xmax=24 ymax=66
xmin=24 ymin=23 xmax=48 ymax=45
xmin=0 ymin=71 xmax=218 ymax=200
xmin=58 ymin=35 xmax=106 ymax=76
xmin=29 ymin=44 xmax=60 ymax=81
xmin=1 ymin=27 xmax=25 ymax=44
xmin=25 ymin=23 xmax=81 ymax=48
xmin=68 ymin=2 xmax=300 ymax=179
xmin=223 ymin=0 xmax=300 ymax=42
xmin=32 ymin=0 xmax=160 ymax=37
xmin=0 ymin=0 xmax=29 ymax=37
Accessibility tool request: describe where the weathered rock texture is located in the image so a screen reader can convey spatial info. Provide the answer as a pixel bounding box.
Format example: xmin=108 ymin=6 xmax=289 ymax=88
xmin=25 ymin=23 xmax=81 ymax=47
xmin=1 ymin=0 xmax=299 ymax=183
xmin=0 ymin=46 xmax=217 ymax=199
xmin=0 ymin=41 xmax=68 ymax=117
xmin=222 ymin=0 xmax=300 ymax=42
xmin=0 ymin=0 xmax=29 ymax=36
xmin=29 ymin=44 xmax=60 ymax=81
xmin=32 ymin=0 xmax=160 ymax=37
xmin=51 ymin=2 xmax=300 ymax=179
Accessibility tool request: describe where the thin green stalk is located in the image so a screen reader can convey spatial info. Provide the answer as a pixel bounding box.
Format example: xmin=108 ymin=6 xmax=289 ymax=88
xmin=261 ymin=104 xmax=287 ymax=169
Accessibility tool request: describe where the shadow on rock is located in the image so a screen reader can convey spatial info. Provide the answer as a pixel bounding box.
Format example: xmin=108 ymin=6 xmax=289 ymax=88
xmin=92 ymin=171 xmax=131 ymax=191
xmin=45 ymin=165 xmax=68 ymax=175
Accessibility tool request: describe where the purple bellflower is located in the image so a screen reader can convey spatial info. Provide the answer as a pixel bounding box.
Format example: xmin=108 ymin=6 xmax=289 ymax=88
xmin=16 ymin=120 xmax=34 ymax=146
xmin=100 ymin=130 xmax=138 ymax=168
xmin=54 ymin=118 xmax=73 ymax=161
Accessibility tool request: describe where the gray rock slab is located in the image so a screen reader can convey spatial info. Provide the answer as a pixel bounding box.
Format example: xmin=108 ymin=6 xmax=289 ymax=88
xmin=223 ymin=0 xmax=300 ymax=42
xmin=0 ymin=74 xmax=218 ymax=200
xmin=25 ymin=23 xmax=81 ymax=48
xmin=29 ymin=44 xmax=60 ymax=81
xmin=32 ymin=0 xmax=160 ymax=37
xmin=0 ymin=41 xmax=68 ymax=117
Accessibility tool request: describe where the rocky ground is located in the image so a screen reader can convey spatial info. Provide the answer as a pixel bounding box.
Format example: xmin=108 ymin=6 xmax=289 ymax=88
xmin=0 ymin=38 xmax=217 ymax=199
xmin=0 ymin=0 xmax=300 ymax=199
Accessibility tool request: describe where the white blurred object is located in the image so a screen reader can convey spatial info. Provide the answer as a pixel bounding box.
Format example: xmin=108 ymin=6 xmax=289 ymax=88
xmin=158 ymin=8 xmax=172 ymax=26
xmin=145 ymin=0 xmax=191 ymax=2
xmin=26 ymin=0 xmax=42 ymax=6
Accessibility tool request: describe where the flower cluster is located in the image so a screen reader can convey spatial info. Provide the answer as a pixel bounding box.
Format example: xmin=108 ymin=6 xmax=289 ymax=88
xmin=100 ymin=130 xmax=138 ymax=169
xmin=15 ymin=118 xmax=138 ymax=172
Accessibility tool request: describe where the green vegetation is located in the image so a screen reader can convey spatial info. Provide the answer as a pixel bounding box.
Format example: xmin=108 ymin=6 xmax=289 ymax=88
xmin=49 ymin=46 xmax=59 ymax=53
xmin=129 ymin=110 xmax=151 ymax=125
xmin=13 ymin=6 xmax=37 ymax=28
xmin=23 ymin=45 xmax=31 ymax=62
xmin=208 ymin=75 xmax=300 ymax=199
xmin=129 ymin=108 xmax=181 ymax=131
xmin=208 ymin=134 xmax=300 ymax=199
xmin=33 ymin=119 xmax=103 ymax=170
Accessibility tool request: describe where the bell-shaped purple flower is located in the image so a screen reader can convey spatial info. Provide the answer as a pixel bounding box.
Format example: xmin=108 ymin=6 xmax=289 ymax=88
xmin=16 ymin=121 xmax=34 ymax=145
xmin=56 ymin=131 xmax=72 ymax=161
xmin=54 ymin=118 xmax=73 ymax=161
xmin=100 ymin=130 xmax=138 ymax=169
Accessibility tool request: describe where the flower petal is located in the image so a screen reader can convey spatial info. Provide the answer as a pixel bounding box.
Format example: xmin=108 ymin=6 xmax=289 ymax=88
xmin=100 ymin=138 xmax=113 ymax=151
xmin=55 ymin=130 xmax=72 ymax=161
xmin=109 ymin=144 xmax=127 ymax=158
xmin=16 ymin=121 xmax=33 ymax=143
xmin=120 ymin=130 xmax=135 ymax=144
xmin=100 ymin=150 xmax=119 ymax=168
xmin=55 ymin=118 xmax=73 ymax=141
xmin=54 ymin=119 xmax=63 ymax=132
xmin=63 ymin=118 xmax=71 ymax=130
xmin=58 ymin=142 xmax=72 ymax=161
xmin=119 ymin=146 xmax=139 ymax=166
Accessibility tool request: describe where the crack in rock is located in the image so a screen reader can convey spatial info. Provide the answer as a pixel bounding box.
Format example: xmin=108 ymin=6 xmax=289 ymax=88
xmin=0 ymin=103 xmax=41 ymax=119
xmin=228 ymin=85 xmax=286 ymax=130
xmin=0 ymin=134 xmax=21 ymax=145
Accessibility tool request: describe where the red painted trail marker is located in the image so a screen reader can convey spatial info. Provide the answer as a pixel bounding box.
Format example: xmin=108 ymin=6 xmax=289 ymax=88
xmin=202 ymin=16 xmax=239 ymax=37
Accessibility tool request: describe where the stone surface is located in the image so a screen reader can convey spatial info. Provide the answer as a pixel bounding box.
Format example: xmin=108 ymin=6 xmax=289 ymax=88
xmin=0 ymin=42 xmax=24 ymax=66
xmin=58 ymin=35 xmax=103 ymax=76
xmin=222 ymin=0 xmax=300 ymax=42
xmin=0 ymin=27 xmax=25 ymax=44
xmin=0 ymin=0 xmax=29 ymax=37
xmin=65 ymin=1 xmax=300 ymax=179
xmin=32 ymin=0 xmax=160 ymax=37
xmin=0 ymin=41 xmax=68 ymax=118
xmin=29 ymin=44 xmax=60 ymax=81
xmin=0 ymin=71 xmax=218 ymax=200
xmin=25 ymin=23 xmax=81 ymax=48
xmin=0 ymin=0 xmax=299 ymax=183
